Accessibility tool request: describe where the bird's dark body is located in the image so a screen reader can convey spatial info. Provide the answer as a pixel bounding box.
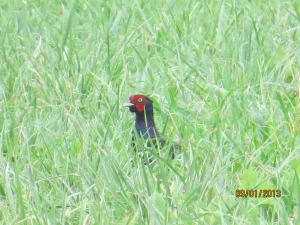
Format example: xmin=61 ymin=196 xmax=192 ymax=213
xmin=123 ymin=95 xmax=177 ymax=160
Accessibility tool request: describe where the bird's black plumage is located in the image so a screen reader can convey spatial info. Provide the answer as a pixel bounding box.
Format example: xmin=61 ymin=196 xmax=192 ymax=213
xmin=128 ymin=95 xmax=159 ymax=139
xmin=123 ymin=95 xmax=177 ymax=160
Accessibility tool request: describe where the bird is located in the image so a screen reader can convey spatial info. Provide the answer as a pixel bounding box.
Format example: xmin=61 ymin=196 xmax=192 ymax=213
xmin=122 ymin=94 xmax=177 ymax=162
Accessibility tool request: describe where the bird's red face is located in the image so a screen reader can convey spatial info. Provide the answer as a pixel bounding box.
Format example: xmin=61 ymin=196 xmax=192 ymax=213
xmin=122 ymin=95 xmax=151 ymax=112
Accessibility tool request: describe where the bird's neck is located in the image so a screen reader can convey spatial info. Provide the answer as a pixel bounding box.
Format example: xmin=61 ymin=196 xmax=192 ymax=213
xmin=135 ymin=110 xmax=160 ymax=139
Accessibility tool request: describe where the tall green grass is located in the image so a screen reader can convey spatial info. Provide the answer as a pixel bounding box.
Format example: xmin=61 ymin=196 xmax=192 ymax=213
xmin=0 ymin=0 xmax=299 ymax=224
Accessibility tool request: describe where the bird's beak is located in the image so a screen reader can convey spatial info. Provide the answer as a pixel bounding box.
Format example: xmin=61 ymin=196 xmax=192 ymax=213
xmin=121 ymin=101 xmax=134 ymax=108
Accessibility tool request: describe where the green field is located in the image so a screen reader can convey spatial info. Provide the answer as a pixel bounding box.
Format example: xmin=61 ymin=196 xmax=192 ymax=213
xmin=1 ymin=0 xmax=299 ymax=224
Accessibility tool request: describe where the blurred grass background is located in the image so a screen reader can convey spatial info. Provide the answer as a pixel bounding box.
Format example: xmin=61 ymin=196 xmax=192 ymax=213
xmin=0 ymin=0 xmax=300 ymax=224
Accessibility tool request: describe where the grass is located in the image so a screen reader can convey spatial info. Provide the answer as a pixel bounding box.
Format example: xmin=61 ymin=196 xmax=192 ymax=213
xmin=0 ymin=0 xmax=300 ymax=224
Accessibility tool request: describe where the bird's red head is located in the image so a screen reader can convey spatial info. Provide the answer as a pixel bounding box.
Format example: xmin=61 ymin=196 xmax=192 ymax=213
xmin=122 ymin=95 xmax=152 ymax=112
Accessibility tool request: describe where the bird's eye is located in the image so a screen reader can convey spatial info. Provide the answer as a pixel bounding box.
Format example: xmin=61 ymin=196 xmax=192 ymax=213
xmin=138 ymin=98 xmax=143 ymax=102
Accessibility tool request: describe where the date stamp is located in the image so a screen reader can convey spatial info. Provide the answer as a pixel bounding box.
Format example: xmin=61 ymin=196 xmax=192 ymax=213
xmin=236 ymin=189 xmax=281 ymax=198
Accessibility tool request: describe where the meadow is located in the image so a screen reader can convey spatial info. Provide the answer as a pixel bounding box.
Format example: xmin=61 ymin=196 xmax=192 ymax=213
xmin=0 ymin=0 xmax=299 ymax=224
